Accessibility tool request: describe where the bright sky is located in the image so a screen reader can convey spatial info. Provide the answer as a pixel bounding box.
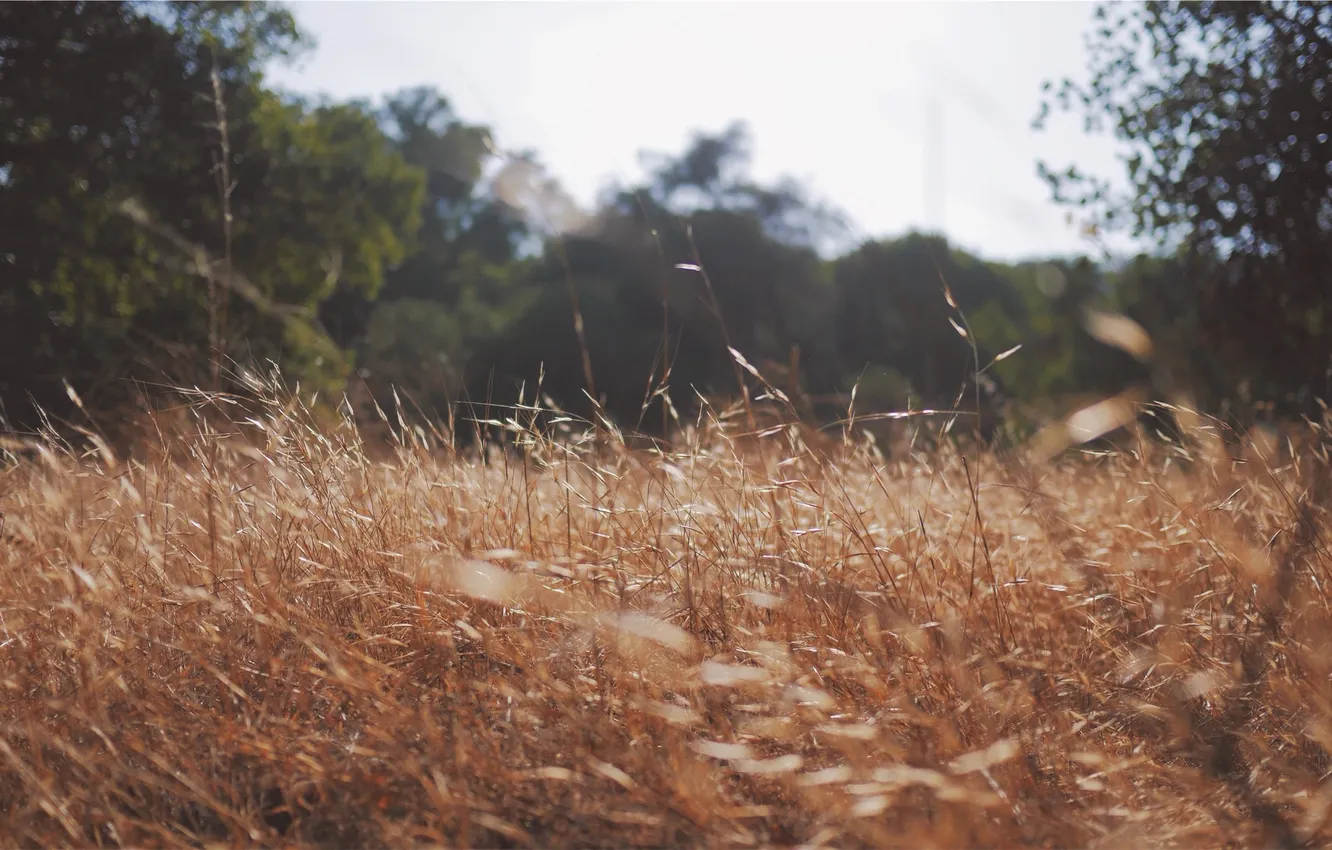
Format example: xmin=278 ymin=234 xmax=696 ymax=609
xmin=268 ymin=1 xmax=1140 ymax=262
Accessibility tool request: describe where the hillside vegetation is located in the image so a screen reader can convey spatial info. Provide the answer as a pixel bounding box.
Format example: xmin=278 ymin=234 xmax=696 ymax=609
xmin=6 ymin=4 xmax=1332 ymax=845
xmin=3 ymin=380 xmax=1331 ymax=848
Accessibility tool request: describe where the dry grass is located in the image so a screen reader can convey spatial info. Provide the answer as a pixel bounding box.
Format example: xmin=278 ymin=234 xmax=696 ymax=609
xmin=4 ymin=379 xmax=1332 ymax=849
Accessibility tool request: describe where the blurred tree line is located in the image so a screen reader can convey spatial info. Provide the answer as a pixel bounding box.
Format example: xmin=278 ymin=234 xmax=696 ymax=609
xmin=3 ymin=1 xmax=1329 ymax=445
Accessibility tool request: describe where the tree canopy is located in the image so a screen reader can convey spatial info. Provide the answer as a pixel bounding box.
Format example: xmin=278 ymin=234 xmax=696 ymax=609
xmin=3 ymin=0 xmax=1328 ymax=446
xmin=1 ymin=1 xmax=423 ymax=429
xmin=1037 ymin=1 xmax=1332 ymax=415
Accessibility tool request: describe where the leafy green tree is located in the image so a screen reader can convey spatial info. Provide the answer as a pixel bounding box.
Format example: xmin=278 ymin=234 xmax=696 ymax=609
xmin=2 ymin=1 xmax=205 ymax=424
xmin=1107 ymin=254 xmax=1235 ymax=415
xmin=636 ymin=121 xmax=850 ymax=251
xmin=369 ymin=87 xmax=528 ymax=305
xmin=620 ymin=124 xmax=845 ymax=412
xmin=0 ymin=1 xmax=423 ymax=430
xmin=342 ymin=87 xmax=539 ymax=417
xmin=359 ymin=253 xmax=539 ymax=419
xmin=980 ymin=258 xmax=1148 ymax=406
xmin=470 ymin=123 xmax=846 ymax=430
xmin=1036 ymin=1 xmax=1332 ymax=414
xmin=832 ymin=233 xmax=1027 ymax=411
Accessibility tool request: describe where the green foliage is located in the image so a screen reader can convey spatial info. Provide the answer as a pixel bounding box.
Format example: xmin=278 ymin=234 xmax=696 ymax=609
xmin=1 ymin=1 xmax=423 ymax=428
xmin=1037 ymin=1 xmax=1332 ymax=414
xmin=8 ymin=0 xmax=1329 ymax=442
xmin=832 ymin=233 xmax=1026 ymax=408
xmin=341 ymin=86 xmax=538 ymax=417
xmin=460 ymin=124 xmax=852 ymax=427
xmin=361 ymin=255 xmax=539 ymax=414
xmin=244 ymin=95 xmax=424 ymax=304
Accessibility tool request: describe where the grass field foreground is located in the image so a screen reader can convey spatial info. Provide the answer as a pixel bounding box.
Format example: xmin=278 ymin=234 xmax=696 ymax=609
xmin=3 ymin=382 xmax=1332 ymax=848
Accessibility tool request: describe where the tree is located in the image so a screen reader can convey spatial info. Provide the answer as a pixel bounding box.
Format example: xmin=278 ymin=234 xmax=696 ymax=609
xmin=833 ymin=234 xmax=1027 ymax=411
xmin=633 ymin=121 xmax=851 ymax=252
xmin=339 ymin=87 xmax=541 ymax=418
xmin=0 ymin=1 xmax=424 ymax=431
xmin=376 ymin=87 xmax=527 ymax=298
xmin=453 ymin=123 xmax=852 ymax=433
xmin=1036 ymin=1 xmax=1332 ymax=413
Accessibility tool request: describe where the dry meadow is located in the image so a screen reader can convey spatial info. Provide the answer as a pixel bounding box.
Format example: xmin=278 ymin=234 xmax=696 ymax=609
xmin=3 ymin=382 xmax=1332 ymax=848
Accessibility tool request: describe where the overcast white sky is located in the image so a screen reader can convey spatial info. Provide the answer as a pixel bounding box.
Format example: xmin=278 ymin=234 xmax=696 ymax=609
xmin=268 ymin=1 xmax=1140 ymax=262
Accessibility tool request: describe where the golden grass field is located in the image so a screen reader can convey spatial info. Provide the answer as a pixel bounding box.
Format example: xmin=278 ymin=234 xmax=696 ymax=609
xmin=3 ymin=381 xmax=1332 ymax=848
